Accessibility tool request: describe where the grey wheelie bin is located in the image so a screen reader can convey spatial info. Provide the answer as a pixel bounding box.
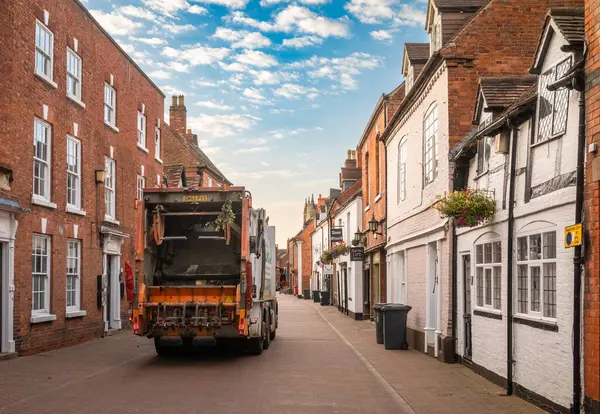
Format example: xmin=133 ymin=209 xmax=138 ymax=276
xmin=374 ymin=303 xmax=388 ymax=344
xmin=381 ymin=304 xmax=412 ymax=350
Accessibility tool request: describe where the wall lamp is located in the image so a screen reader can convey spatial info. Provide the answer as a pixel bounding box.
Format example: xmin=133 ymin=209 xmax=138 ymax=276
xmin=368 ymin=214 xmax=383 ymax=236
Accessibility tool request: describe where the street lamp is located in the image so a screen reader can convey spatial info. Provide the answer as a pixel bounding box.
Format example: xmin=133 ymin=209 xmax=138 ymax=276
xmin=368 ymin=214 xmax=382 ymax=236
xmin=352 ymin=230 xmax=362 ymax=246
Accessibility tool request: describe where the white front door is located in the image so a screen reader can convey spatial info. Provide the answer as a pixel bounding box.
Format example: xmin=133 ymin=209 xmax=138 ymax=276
xmin=103 ymin=254 xmax=122 ymax=331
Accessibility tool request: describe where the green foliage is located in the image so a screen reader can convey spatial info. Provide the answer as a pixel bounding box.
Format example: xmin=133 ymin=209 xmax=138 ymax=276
xmin=321 ymin=250 xmax=333 ymax=263
xmin=435 ymin=189 xmax=495 ymax=227
xmin=205 ymin=200 xmax=236 ymax=232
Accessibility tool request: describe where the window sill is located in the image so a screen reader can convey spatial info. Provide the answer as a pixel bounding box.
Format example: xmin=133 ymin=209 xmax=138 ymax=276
xmin=513 ymin=314 xmax=558 ymax=332
xmin=374 ymin=194 xmax=382 ymax=203
xmin=137 ymin=144 xmax=149 ymax=153
xmin=67 ymin=94 xmax=86 ymax=109
xmin=473 ymin=308 xmax=502 ymax=320
xmin=32 ymin=196 xmax=57 ymax=209
xmin=104 ymin=215 xmax=120 ymax=226
xmin=104 ymin=121 xmax=119 ymax=133
xmin=30 ymin=313 xmax=57 ymax=324
xmin=364 ymin=205 xmax=371 ymax=213
xmin=66 ymin=310 xmax=87 ymax=319
xmin=34 ymin=71 xmax=58 ymax=89
xmin=531 ymin=132 xmax=565 ymax=149
xmin=155 ymin=157 xmax=163 ymax=164
xmin=66 ymin=205 xmax=86 ymax=216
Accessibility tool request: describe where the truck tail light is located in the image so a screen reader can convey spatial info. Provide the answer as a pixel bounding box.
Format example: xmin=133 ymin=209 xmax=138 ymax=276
xmin=133 ymin=315 xmax=139 ymax=334
xmin=238 ymin=317 xmax=245 ymax=335
xmin=252 ymin=284 xmax=257 ymax=298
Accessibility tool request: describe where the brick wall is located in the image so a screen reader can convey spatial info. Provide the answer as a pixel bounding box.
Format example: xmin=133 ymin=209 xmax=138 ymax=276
xmin=0 ymin=0 xmax=164 ymax=354
xmin=298 ymin=221 xmax=315 ymax=281
xmin=585 ymin=0 xmax=600 ymax=406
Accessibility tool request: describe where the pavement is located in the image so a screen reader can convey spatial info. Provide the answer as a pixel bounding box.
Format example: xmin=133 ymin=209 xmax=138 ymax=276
xmin=0 ymin=294 xmax=541 ymax=414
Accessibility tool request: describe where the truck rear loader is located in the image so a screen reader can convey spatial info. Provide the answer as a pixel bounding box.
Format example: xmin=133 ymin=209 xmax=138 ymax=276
xmin=132 ymin=187 xmax=278 ymax=356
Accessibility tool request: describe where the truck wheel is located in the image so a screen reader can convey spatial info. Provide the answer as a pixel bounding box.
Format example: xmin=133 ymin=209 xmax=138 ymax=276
xmin=248 ymin=320 xmax=266 ymax=355
xmin=263 ymin=315 xmax=271 ymax=350
xmin=270 ymin=326 xmax=276 ymax=341
xmin=154 ymin=338 xmax=171 ymax=357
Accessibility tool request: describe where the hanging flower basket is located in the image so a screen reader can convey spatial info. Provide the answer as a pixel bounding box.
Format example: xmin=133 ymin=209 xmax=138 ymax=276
xmin=321 ymin=250 xmax=333 ymax=263
xmin=434 ymin=189 xmax=495 ymax=228
xmin=334 ymin=242 xmax=349 ymax=256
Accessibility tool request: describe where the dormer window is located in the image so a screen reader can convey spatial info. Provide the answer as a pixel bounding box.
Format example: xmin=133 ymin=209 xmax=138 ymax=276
xmin=536 ymin=57 xmax=572 ymax=143
xmin=431 ymin=18 xmax=442 ymax=53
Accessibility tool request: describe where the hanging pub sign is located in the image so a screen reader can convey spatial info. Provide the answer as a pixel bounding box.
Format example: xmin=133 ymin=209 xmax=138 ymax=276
xmin=350 ymin=247 xmax=364 ymax=262
xmin=331 ymin=227 xmax=344 ymax=242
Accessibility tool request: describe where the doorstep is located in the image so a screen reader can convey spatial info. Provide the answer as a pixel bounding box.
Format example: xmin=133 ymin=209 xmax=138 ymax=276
xmin=104 ymin=328 xmax=122 ymax=337
xmin=0 ymin=352 xmax=18 ymax=361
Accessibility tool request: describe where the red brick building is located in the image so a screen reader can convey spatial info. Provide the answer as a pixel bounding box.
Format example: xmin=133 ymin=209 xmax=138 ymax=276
xmin=292 ymin=220 xmax=315 ymax=298
xmin=0 ymin=0 xmax=164 ymax=355
xmin=163 ymin=96 xmax=231 ymax=188
xmin=356 ymin=85 xmax=404 ymax=319
xmin=585 ymin=0 xmax=600 ymax=410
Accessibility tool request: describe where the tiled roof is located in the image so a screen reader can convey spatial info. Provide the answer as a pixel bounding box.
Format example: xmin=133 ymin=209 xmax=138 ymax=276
xmin=341 ymin=167 xmax=361 ymax=182
xmin=164 ymin=164 xmax=185 ymax=188
xmin=479 ymin=76 xmax=537 ymax=109
xmin=405 ymin=43 xmax=430 ymax=63
xmin=331 ymin=179 xmax=362 ymax=215
xmin=433 ymin=0 xmax=489 ymax=9
xmin=549 ymin=8 xmax=585 ymax=45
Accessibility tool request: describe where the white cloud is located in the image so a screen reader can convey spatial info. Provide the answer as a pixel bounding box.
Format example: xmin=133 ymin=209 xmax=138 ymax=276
xmin=187 ymin=113 xmax=261 ymax=137
xmin=212 ymin=28 xmax=271 ymax=49
xmin=243 ymin=88 xmax=269 ymax=105
xmin=260 ymin=0 xmax=329 ymax=5
xmin=269 ymin=128 xmax=307 ymax=138
xmin=162 ymin=45 xmax=230 ymax=66
xmin=269 ymin=108 xmax=295 ymax=114
xmin=240 ymin=138 xmax=268 ymax=145
xmin=260 ymin=161 xmax=270 ymax=167
xmin=282 ymin=36 xmax=324 ymax=48
xmin=195 ymin=101 xmax=235 ymax=110
xmin=227 ymin=6 xmax=350 ymax=38
xmin=228 ymin=169 xmax=299 ymax=179
xmin=191 ymin=0 xmax=249 ymax=9
xmin=150 ymin=70 xmax=172 ymax=80
xmin=142 ymin=0 xmax=190 ymax=16
xmin=370 ymin=29 xmax=392 ymax=41
xmin=118 ymin=5 xmax=156 ymax=20
xmin=345 ymin=0 xmax=425 ymax=25
xmin=219 ymin=62 xmax=250 ymax=72
xmin=131 ymin=37 xmax=168 ymax=46
xmin=158 ymin=61 xmax=191 ymax=72
xmin=90 ymin=10 xmax=142 ymax=36
xmin=340 ymin=73 xmax=357 ymax=90
xmin=188 ymin=5 xmax=208 ymax=14
xmin=234 ymin=146 xmax=270 ymax=154
xmin=120 ymin=43 xmax=135 ymax=54
xmin=235 ymin=50 xmax=278 ymax=68
xmin=161 ymin=85 xmax=186 ymax=95
xmin=274 ymin=83 xmax=318 ymax=99
xmin=192 ymin=78 xmax=219 ymax=88
xmin=251 ymin=70 xmax=280 ymax=85
xmin=163 ymin=23 xmax=196 ymax=34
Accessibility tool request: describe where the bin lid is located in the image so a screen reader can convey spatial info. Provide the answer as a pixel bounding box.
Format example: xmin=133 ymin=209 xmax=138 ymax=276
xmin=374 ymin=303 xmax=389 ymax=310
xmin=381 ymin=304 xmax=412 ymax=312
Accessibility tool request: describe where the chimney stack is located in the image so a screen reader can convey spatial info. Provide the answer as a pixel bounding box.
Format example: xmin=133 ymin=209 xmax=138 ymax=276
xmin=347 ymin=149 xmax=352 ymax=160
xmin=169 ymin=95 xmax=187 ymax=136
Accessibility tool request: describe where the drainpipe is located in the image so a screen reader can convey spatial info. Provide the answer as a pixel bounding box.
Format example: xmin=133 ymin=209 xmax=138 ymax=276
xmin=571 ymin=67 xmax=585 ymax=414
xmin=506 ymin=117 xmax=519 ymax=396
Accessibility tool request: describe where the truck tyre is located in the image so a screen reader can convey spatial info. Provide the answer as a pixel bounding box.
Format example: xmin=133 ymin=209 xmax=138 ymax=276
xmin=270 ymin=306 xmax=277 ymax=341
xmin=154 ymin=338 xmax=171 ymax=357
xmin=263 ymin=314 xmax=271 ymax=350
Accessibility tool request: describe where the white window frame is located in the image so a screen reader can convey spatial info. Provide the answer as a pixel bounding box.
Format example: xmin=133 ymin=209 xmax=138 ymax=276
xmin=33 ymin=118 xmax=52 ymax=202
xmin=423 ymin=104 xmax=438 ymax=185
xmin=32 ymin=234 xmax=51 ymax=314
xmin=66 ymin=239 xmax=81 ymax=312
xmin=475 ymin=241 xmax=502 ymax=310
xmin=104 ymin=157 xmax=116 ymax=221
xmin=66 ymin=135 xmax=82 ymax=210
xmin=155 ymin=127 xmax=162 ymax=161
xmin=398 ymin=136 xmax=407 ymax=203
xmin=136 ymin=174 xmax=145 ymax=201
xmin=35 ymin=20 xmax=54 ymax=83
xmin=137 ymin=111 xmax=147 ymax=150
xmin=406 ymin=66 xmax=414 ymax=92
xmin=536 ymin=56 xmax=572 ymax=143
xmin=516 ymin=230 xmax=557 ymax=319
xmin=104 ymin=83 xmax=117 ymax=127
xmin=66 ymin=48 xmax=82 ymax=103
xmin=476 ymin=136 xmax=491 ymax=176
xmin=207 ymin=177 xmax=213 ymax=187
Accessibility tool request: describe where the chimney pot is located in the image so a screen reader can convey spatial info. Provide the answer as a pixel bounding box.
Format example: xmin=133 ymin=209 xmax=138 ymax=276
xmin=187 ymin=129 xmax=192 ymax=134
xmin=347 ymin=149 xmax=351 ymax=159
xmin=180 ymin=95 xmax=185 ymax=106
xmin=172 ymin=96 xmax=177 ymax=106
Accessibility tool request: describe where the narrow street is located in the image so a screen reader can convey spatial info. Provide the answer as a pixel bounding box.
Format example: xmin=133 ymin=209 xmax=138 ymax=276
xmin=0 ymin=295 xmax=540 ymax=414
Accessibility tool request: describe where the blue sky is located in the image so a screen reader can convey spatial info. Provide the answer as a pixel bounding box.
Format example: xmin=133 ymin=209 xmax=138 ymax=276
xmin=85 ymin=0 xmax=429 ymax=245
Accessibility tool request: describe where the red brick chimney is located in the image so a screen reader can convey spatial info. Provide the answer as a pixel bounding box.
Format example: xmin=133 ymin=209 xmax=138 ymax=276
xmin=184 ymin=129 xmax=198 ymax=147
xmin=169 ymin=95 xmax=187 ymax=136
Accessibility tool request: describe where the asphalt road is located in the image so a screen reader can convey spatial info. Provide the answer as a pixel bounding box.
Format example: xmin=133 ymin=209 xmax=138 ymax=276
xmin=0 ymin=294 xmax=404 ymax=414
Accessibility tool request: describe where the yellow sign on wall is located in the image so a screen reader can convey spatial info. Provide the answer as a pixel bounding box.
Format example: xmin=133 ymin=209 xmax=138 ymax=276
xmin=565 ymin=224 xmax=582 ymax=248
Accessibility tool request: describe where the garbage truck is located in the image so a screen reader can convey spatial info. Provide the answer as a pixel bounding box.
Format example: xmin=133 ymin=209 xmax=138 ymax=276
xmin=131 ymin=186 xmax=278 ymax=356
